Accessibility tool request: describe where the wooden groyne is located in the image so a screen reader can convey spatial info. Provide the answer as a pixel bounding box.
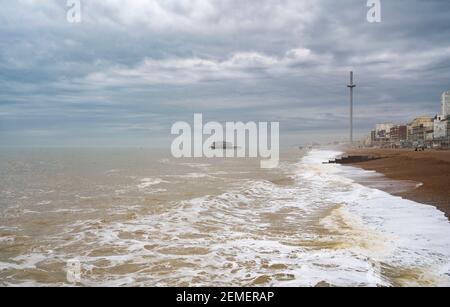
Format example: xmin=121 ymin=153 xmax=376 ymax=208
xmin=325 ymin=155 xmax=379 ymax=164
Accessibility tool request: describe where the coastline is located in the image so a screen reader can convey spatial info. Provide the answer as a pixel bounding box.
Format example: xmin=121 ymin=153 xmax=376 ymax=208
xmin=343 ymin=148 xmax=450 ymax=220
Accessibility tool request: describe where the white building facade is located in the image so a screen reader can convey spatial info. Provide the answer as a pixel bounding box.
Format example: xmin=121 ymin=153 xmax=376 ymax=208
xmin=433 ymin=91 xmax=450 ymax=142
xmin=434 ymin=116 xmax=448 ymax=140
xmin=442 ymin=91 xmax=450 ymax=117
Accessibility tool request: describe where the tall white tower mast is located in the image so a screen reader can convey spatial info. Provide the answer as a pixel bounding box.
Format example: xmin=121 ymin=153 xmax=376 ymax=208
xmin=347 ymin=71 xmax=356 ymax=145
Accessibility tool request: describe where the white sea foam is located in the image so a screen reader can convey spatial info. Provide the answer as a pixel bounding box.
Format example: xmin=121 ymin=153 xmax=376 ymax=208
xmin=0 ymin=253 xmax=48 ymax=271
xmin=137 ymin=178 xmax=167 ymax=189
xmin=105 ymin=169 xmax=121 ymax=175
xmin=180 ymin=173 xmax=212 ymax=179
xmin=295 ymin=149 xmax=450 ymax=285
xmin=166 ymin=172 xmax=215 ymax=179
xmin=37 ymin=201 xmax=52 ymax=206
xmin=3 ymin=149 xmax=450 ymax=287
xmin=180 ymin=163 xmax=211 ymax=170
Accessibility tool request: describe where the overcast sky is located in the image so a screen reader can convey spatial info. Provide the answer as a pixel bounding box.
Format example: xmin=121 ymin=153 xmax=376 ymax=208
xmin=1 ymin=0 xmax=450 ymax=147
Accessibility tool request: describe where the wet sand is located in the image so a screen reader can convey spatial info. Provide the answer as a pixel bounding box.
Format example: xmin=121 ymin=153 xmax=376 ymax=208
xmin=345 ymin=148 xmax=450 ymax=220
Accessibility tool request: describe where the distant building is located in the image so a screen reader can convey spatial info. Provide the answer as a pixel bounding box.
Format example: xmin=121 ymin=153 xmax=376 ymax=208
xmin=390 ymin=125 xmax=407 ymax=142
xmin=408 ymin=117 xmax=434 ymax=143
xmin=364 ymin=90 xmax=450 ymax=148
xmin=375 ymin=123 xmax=395 ymax=141
xmin=371 ymin=130 xmax=376 ymax=142
xmin=431 ymin=91 xmax=450 ymax=148
xmin=442 ymin=91 xmax=450 ymax=117
xmin=434 ymin=115 xmax=450 ymax=140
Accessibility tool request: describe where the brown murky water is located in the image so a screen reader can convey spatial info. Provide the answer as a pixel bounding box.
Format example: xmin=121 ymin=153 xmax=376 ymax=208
xmin=0 ymin=148 xmax=449 ymax=286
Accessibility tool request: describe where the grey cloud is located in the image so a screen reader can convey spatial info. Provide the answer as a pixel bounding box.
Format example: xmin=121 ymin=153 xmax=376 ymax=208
xmin=1 ymin=0 xmax=450 ymax=147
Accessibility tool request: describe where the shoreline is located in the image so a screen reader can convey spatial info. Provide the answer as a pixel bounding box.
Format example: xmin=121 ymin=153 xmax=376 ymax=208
xmin=343 ymin=148 xmax=450 ymax=220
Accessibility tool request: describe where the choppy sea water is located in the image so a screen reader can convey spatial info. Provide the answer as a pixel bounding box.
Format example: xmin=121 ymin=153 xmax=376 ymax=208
xmin=0 ymin=148 xmax=449 ymax=287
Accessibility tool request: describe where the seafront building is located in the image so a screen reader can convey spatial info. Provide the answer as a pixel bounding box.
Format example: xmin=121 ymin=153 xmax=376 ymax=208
xmin=434 ymin=115 xmax=449 ymax=140
xmin=432 ymin=91 xmax=450 ymax=147
xmin=390 ymin=125 xmax=407 ymax=142
xmin=365 ymin=90 xmax=450 ymax=148
xmin=369 ymin=123 xmax=407 ymax=147
xmin=408 ymin=117 xmax=434 ymax=143
xmin=442 ymin=91 xmax=450 ymax=116
xmin=375 ymin=123 xmax=395 ymax=142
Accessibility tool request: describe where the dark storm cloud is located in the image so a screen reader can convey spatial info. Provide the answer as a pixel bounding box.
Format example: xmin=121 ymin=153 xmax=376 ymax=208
xmin=1 ymin=0 xmax=450 ymax=147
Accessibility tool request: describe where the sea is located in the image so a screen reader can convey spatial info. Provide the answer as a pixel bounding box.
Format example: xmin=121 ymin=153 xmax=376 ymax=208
xmin=0 ymin=148 xmax=449 ymax=286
